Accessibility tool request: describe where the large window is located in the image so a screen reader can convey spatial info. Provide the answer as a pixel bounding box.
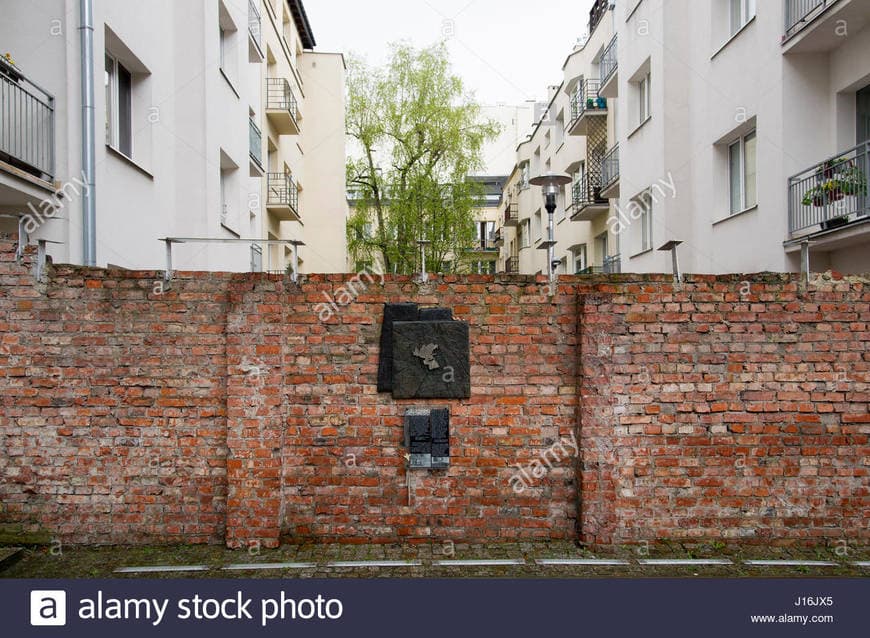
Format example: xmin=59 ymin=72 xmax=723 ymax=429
xmin=729 ymin=130 xmax=757 ymax=214
xmin=105 ymin=53 xmax=132 ymax=157
xmin=730 ymin=0 xmax=756 ymax=36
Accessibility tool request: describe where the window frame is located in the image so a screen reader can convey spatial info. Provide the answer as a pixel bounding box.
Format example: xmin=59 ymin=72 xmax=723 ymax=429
xmin=638 ymin=72 xmax=651 ymax=124
xmin=730 ymin=0 xmax=756 ymax=36
xmin=728 ymin=129 xmax=757 ymax=215
xmin=105 ymin=52 xmax=133 ymax=158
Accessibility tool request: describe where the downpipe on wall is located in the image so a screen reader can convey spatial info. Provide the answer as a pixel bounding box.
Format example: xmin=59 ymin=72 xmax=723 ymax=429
xmin=80 ymin=0 xmax=96 ymax=266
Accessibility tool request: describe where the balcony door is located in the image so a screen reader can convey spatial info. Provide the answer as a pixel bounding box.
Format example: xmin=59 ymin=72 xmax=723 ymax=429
xmin=858 ymin=85 xmax=870 ymax=143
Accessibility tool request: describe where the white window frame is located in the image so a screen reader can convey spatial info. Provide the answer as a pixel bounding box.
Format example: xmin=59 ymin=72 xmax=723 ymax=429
xmin=105 ymin=52 xmax=133 ymax=157
xmin=639 ymin=197 xmax=652 ymax=252
xmin=728 ymin=129 xmax=757 ymax=214
xmin=519 ymin=219 xmax=531 ymax=249
xmin=573 ymin=244 xmax=587 ymax=273
xmin=638 ymin=72 xmax=651 ymax=124
xmin=730 ymin=0 xmax=756 ymax=36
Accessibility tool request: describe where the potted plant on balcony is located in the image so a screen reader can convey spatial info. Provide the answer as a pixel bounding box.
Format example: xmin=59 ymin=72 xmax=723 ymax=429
xmin=801 ymin=158 xmax=867 ymax=222
xmin=0 ymin=52 xmax=23 ymax=82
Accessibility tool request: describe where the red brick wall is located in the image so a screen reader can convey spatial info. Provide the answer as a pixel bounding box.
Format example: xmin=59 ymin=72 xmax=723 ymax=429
xmin=0 ymin=236 xmax=867 ymax=548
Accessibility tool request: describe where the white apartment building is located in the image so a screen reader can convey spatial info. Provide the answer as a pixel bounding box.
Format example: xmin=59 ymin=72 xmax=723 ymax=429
xmin=499 ymin=0 xmax=870 ymax=275
xmin=0 ymin=0 xmax=348 ymax=273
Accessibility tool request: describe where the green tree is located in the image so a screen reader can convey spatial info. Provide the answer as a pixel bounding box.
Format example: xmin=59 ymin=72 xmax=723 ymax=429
xmin=346 ymin=42 xmax=500 ymax=274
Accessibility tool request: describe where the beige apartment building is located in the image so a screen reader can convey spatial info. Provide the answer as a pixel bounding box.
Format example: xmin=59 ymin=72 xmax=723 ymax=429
xmin=0 ymin=0 xmax=347 ymax=273
xmin=498 ymin=0 xmax=870 ymax=275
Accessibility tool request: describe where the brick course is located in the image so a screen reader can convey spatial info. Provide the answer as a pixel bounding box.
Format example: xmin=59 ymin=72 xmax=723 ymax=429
xmin=0 ymin=236 xmax=867 ymax=548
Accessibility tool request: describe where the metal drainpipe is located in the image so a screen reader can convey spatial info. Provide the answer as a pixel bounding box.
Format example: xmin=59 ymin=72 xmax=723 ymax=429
xmin=80 ymin=0 xmax=96 ymax=266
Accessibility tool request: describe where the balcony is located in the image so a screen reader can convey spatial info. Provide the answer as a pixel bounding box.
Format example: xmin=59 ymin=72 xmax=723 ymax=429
xmin=505 ymin=256 xmax=519 ymax=274
xmin=570 ymin=174 xmax=609 ymax=222
xmin=0 ymin=60 xmax=54 ymax=184
xmin=603 ymin=254 xmax=621 ymax=274
xmin=787 ymin=141 xmax=868 ymax=240
xmin=782 ymin=0 xmax=867 ymax=53
xmin=601 ymin=143 xmax=620 ymax=198
xmin=567 ymin=79 xmax=607 ymax=136
xmin=249 ymin=117 xmax=264 ymax=176
xmin=266 ymin=78 xmax=300 ymax=135
xmin=589 ymin=0 xmax=609 ymax=37
xmin=503 ymin=202 xmax=519 ymax=226
xmin=266 ymin=172 xmax=301 ymax=222
xmin=599 ymin=35 xmax=618 ymax=98
xmin=248 ymin=0 xmax=265 ymax=62
xmin=493 ymin=228 xmax=504 ymax=247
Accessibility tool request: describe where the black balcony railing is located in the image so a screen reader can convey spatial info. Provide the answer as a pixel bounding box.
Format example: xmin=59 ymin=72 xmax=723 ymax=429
xmin=602 ymin=143 xmax=619 ymax=189
xmin=266 ymin=77 xmax=298 ymax=120
xmin=589 ymin=0 xmax=610 ymax=36
xmin=267 ymin=172 xmax=300 ymax=215
xmin=249 ymin=117 xmax=263 ymax=169
xmin=505 ymin=256 xmax=519 ymax=274
xmin=570 ymin=79 xmax=606 ymax=123
xmin=0 ymin=60 xmax=54 ymax=180
xmin=572 ymin=174 xmax=607 ymax=211
xmin=504 ymin=202 xmax=519 ymax=226
xmin=784 ymin=0 xmax=838 ymax=39
xmin=788 ymin=141 xmax=869 ymax=236
xmin=600 ymin=35 xmax=618 ymax=85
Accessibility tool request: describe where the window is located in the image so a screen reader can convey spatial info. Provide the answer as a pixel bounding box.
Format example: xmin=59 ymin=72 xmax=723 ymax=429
xmin=533 ymin=210 xmax=542 ymax=243
xmin=519 ymin=219 xmax=531 ymax=248
xmin=573 ymin=244 xmax=587 ymax=273
xmin=105 ymin=53 xmax=132 ymax=157
xmin=639 ymin=197 xmax=652 ymax=251
xmin=218 ymin=0 xmax=239 ymax=86
xmin=638 ymin=72 xmax=651 ymax=124
xmin=730 ymin=0 xmax=756 ymax=36
xmin=596 ymin=232 xmax=609 ymax=265
xmin=728 ymin=130 xmax=757 ymax=214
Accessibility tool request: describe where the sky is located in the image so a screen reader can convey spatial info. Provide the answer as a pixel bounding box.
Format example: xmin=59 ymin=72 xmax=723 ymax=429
xmin=305 ymin=0 xmax=596 ymax=106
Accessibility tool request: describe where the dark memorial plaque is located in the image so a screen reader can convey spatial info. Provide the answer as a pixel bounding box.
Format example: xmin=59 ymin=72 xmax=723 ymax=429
xmin=403 ymin=408 xmax=450 ymax=469
xmin=430 ymin=408 xmax=450 ymax=468
xmin=405 ymin=408 xmax=433 ymax=469
xmin=392 ymin=321 xmax=470 ymax=399
xmin=377 ymin=303 xmax=420 ymax=392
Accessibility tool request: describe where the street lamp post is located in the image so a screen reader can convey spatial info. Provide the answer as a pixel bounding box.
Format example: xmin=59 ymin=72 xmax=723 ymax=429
xmin=529 ymin=172 xmax=573 ymax=283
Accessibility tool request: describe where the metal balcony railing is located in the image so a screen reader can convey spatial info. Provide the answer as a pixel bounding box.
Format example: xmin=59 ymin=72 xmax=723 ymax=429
xmin=267 ymin=172 xmax=300 ymax=215
xmin=504 ymin=202 xmax=519 ymax=226
xmin=572 ymin=174 xmax=607 ymax=210
xmin=788 ymin=141 xmax=869 ymax=235
xmin=784 ymin=0 xmax=838 ymax=40
xmin=505 ymin=256 xmax=519 ymax=273
xmin=570 ymin=79 xmax=606 ymax=123
xmin=577 ymin=266 xmax=604 ymax=275
xmin=601 ymin=143 xmax=619 ymax=189
xmin=603 ymin=254 xmax=621 ymax=274
xmin=249 ymin=117 xmax=263 ymax=168
xmin=600 ymin=35 xmax=618 ymax=86
xmin=589 ymin=0 xmax=610 ymax=36
xmin=0 ymin=60 xmax=55 ymax=180
xmin=266 ymin=77 xmax=298 ymax=120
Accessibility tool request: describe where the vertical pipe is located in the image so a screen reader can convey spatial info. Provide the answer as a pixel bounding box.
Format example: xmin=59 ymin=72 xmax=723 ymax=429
xmin=80 ymin=0 xmax=97 ymax=266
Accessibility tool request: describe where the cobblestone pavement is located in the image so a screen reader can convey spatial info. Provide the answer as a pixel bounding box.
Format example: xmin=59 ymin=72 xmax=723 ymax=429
xmin=2 ymin=541 xmax=869 ymax=579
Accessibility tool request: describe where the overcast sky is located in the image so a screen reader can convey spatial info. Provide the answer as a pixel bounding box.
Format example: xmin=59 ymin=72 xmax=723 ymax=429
xmin=305 ymin=0 xmax=596 ymax=106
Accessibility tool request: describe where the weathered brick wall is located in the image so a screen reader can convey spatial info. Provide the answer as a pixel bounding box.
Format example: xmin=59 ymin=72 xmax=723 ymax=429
xmin=0 ymin=235 xmax=867 ymax=548
xmin=579 ymin=277 xmax=869 ymax=546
